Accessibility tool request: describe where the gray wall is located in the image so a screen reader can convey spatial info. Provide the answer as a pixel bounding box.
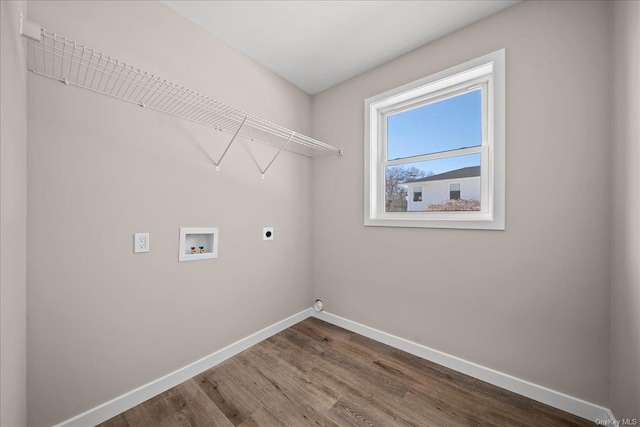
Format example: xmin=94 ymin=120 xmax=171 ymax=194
xmin=26 ymin=2 xmax=313 ymax=425
xmin=311 ymin=0 xmax=611 ymax=405
xmin=15 ymin=0 xmax=639 ymax=424
xmin=0 ymin=1 xmax=27 ymax=426
xmin=0 ymin=1 xmax=28 ymax=426
xmin=611 ymin=0 xmax=640 ymax=420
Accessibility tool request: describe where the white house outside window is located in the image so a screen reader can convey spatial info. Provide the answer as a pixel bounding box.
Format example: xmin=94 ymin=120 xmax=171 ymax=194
xmin=364 ymin=49 xmax=506 ymax=230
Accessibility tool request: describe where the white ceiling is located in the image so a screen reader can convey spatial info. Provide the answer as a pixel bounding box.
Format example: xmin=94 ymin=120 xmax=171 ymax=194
xmin=161 ymin=1 xmax=518 ymax=95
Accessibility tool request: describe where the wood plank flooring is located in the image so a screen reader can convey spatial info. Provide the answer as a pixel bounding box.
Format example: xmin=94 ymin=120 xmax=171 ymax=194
xmin=99 ymin=318 xmax=594 ymax=427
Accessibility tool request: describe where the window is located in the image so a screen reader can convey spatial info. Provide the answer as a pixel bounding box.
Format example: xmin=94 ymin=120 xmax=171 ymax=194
xmin=450 ymin=183 xmax=461 ymax=200
xmin=364 ymin=49 xmax=505 ymax=229
xmin=413 ymin=186 xmax=423 ymax=202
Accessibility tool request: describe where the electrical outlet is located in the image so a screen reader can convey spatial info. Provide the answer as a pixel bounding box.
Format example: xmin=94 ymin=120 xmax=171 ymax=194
xmin=133 ymin=233 xmax=149 ymax=253
xmin=263 ymin=227 xmax=274 ymax=241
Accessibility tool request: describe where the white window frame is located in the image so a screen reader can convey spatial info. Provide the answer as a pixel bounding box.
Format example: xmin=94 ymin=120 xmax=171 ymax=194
xmin=364 ymin=49 xmax=505 ymax=230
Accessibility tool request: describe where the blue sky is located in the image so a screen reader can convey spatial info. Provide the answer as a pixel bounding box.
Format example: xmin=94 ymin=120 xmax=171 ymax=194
xmin=387 ymin=89 xmax=481 ymax=175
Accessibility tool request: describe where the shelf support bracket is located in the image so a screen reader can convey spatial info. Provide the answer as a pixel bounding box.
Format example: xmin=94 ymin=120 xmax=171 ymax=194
xmin=259 ymin=132 xmax=294 ymax=179
xmin=19 ymin=13 xmax=42 ymax=41
xmin=214 ymin=116 xmax=247 ymax=171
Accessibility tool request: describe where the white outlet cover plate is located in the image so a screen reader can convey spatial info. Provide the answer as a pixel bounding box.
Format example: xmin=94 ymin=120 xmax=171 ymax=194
xmin=134 ymin=233 xmax=150 ymax=253
xmin=263 ymin=227 xmax=274 ymax=240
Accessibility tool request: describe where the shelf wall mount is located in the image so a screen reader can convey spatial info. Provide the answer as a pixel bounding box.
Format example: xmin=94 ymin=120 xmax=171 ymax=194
xmin=19 ymin=15 xmax=342 ymax=175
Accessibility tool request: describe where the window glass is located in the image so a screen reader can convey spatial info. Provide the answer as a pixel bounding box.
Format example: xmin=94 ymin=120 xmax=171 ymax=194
xmin=413 ymin=186 xmax=423 ymax=202
xmin=450 ymin=183 xmax=461 ymax=201
xmin=385 ymin=154 xmax=481 ymax=213
xmin=387 ymin=89 xmax=482 ymax=160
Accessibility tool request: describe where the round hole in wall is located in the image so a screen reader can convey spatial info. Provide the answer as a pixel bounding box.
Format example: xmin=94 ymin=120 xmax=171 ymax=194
xmin=266 ymin=230 xmax=272 ymax=238
xmin=313 ymin=299 xmax=324 ymax=312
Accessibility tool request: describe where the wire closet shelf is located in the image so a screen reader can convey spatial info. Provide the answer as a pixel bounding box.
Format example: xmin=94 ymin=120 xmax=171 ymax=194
xmin=21 ymin=17 xmax=341 ymax=173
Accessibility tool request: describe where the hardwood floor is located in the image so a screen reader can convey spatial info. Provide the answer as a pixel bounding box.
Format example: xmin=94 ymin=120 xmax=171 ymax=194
xmin=99 ymin=318 xmax=594 ymax=427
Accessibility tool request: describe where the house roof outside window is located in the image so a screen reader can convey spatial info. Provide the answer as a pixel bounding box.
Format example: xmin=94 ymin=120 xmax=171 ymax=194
xmin=403 ymin=166 xmax=481 ymax=184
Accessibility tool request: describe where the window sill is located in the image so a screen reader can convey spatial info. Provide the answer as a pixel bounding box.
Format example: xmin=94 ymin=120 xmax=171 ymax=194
xmin=364 ymin=215 xmax=505 ymax=230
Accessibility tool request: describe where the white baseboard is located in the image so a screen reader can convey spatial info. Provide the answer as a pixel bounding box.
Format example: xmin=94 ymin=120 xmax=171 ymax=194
xmin=313 ymin=310 xmax=612 ymax=423
xmin=55 ymin=308 xmax=313 ymax=427
xmin=606 ymin=409 xmax=618 ymax=423
xmin=55 ymin=306 xmax=613 ymax=426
